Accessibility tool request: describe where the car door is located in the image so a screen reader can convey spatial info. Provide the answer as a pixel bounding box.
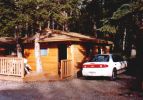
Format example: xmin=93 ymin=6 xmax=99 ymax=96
xmin=120 ymin=56 xmax=127 ymax=69
xmin=118 ymin=55 xmax=126 ymax=69
xmin=112 ymin=55 xmax=122 ymax=70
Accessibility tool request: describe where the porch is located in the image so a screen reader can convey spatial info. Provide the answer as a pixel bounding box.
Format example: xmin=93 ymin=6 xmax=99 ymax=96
xmin=0 ymin=57 xmax=24 ymax=81
xmin=24 ymin=59 xmax=73 ymax=82
xmin=0 ymin=57 xmax=72 ymax=82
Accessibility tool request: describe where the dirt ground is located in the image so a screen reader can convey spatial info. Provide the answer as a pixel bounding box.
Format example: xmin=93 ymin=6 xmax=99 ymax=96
xmin=0 ymin=74 xmax=143 ymax=100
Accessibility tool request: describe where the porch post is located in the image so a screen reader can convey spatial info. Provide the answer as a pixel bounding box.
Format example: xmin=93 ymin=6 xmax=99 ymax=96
xmin=70 ymin=45 xmax=75 ymax=76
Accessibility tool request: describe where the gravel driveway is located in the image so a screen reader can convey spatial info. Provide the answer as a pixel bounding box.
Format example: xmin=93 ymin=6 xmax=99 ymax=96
xmin=0 ymin=74 xmax=142 ymax=100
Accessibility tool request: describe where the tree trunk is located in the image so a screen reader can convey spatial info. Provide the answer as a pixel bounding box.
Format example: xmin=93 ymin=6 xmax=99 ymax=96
xmin=93 ymin=22 xmax=97 ymax=37
xmin=47 ymin=20 xmax=50 ymax=29
xmin=62 ymin=25 xmax=65 ymax=31
xmin=52 ymin=20 xmax=55 ymax=30
xmin=35 ymin=32 xmax=42 ymax=73
xmin=135 ymin=28 xmax=143 ymax=91
xmin=17 ymin=43 xmax=22 ymax=58
xmin=15 ymin=25 xmax=22 ymax=58
xmin=123 ymin=28 xmax=127 ymax=51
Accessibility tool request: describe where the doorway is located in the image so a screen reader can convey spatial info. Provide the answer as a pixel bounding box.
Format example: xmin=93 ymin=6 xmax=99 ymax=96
xmin=58 ymin=44 xmax=67 ymax=76
xmin=58 ymin=44 xmax=67 ymax=61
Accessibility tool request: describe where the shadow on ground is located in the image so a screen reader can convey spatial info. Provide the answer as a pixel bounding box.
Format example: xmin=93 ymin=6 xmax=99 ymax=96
xmin=0 ymin=88 xmax=46 ymax=100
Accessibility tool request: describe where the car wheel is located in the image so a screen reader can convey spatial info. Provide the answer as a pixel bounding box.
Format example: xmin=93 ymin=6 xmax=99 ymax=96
xmin=110 ymin=68 xmax=117 ymax=81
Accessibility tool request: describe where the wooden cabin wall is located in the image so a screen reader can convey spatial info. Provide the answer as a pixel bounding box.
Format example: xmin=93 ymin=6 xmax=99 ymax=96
xmin=41 ymin=45 xmax=58 ymax=76
xmin=24 ymin=43 xmax=58 ymax=76
xmin=67 ymin=46 xmax=72 ymax=60
xmin=105 ymin=46 xmax=110 ymax=54
xmin=69 ymin=44 xmax=87 ymax=74
xmin=24 ymin=48 xmax=36 ymax=70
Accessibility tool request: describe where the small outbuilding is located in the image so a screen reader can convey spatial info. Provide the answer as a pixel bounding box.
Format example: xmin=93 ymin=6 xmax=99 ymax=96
xmin=23 ymin=29 xmax=113 ymax=79
xmin=0 ymin=37 xmax=17 ymax=56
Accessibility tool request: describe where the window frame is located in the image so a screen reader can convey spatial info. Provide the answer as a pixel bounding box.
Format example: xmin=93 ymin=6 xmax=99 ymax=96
xmin=40 ymin=48 xmax=48 ymax=56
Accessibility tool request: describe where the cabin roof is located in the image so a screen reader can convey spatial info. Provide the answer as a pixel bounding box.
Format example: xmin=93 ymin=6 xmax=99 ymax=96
xmin=0 ymin=37 xmax=16 ymax=45
xmin=23 ymin=29 xmax=113 ymax=45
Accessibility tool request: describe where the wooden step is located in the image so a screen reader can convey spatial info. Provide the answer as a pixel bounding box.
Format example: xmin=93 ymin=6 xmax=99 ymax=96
xmin=23 ymin=71 xmax=60 ymax=82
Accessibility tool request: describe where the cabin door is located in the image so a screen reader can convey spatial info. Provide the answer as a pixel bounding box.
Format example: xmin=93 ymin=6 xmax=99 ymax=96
xmin=58 ymin=44 xmax=67 ymax=75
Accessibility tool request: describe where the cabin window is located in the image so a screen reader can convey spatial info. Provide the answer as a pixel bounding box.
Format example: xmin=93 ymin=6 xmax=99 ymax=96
xmin=40 ymin=49 xmax=48 ymax=56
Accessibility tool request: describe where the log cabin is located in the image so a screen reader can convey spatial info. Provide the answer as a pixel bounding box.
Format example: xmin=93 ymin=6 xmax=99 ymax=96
xmin=0 ymin=37 xmax=17 ymax=56
xmin=23 ymin=29 xmax=113 ymax=79
xmin=0 ymin=37 xmax=25 ymax=81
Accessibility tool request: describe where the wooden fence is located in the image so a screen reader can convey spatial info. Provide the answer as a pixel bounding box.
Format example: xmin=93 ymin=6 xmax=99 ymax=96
xmin=0 ymin=57 xmax=24 ymax=78
xmin=60 ymin=60 xmax=72 ymax=79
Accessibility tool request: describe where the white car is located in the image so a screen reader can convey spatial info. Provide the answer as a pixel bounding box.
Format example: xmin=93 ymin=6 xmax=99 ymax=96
xmin=82 ymin=54 xmax=127 ymax=80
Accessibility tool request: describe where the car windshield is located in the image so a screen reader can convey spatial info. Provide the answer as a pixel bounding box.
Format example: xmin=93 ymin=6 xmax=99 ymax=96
xmin=91 ymin=55 xmax=109 ymax=62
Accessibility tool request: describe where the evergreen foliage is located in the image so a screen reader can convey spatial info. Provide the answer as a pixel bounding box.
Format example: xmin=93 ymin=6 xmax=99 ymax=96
xmin=0 ymin=0 xmax=81 ymax=36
